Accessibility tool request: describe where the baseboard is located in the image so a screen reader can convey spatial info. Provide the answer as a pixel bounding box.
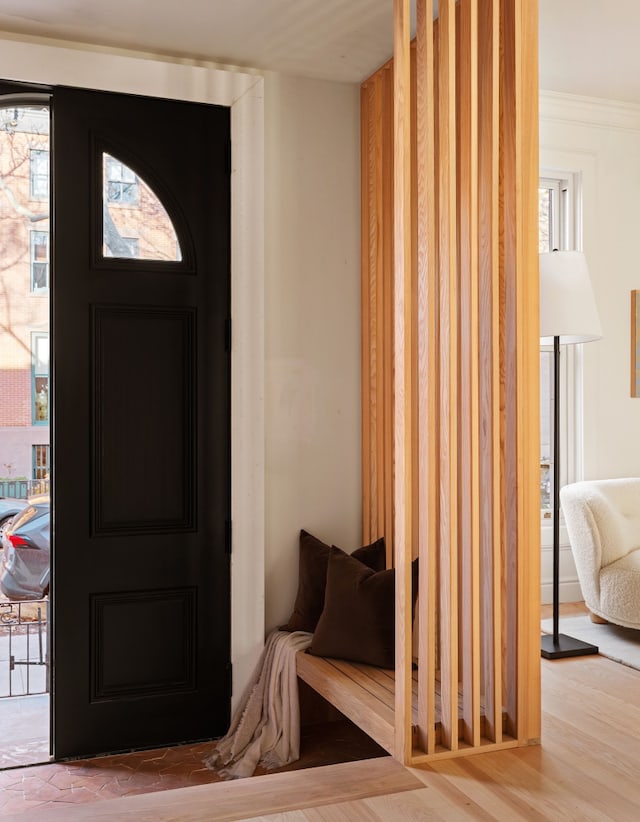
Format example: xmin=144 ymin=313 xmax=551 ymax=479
xmin=540 ymin=580 xmax=583 ymax=605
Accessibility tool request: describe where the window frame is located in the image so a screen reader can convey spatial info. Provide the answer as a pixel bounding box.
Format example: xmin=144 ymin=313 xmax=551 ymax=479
xmin=32 ymin=444 xmax=50 ymax=481
xmin=30 ymin=228 xmax=49 ymax=293
xmin=31 ymin=331 xmax=49 ymax=425
xmin=104 ymin=155 xmax=140 ymax=206
xmin=29 ymin=147 xmax=49 ymax=201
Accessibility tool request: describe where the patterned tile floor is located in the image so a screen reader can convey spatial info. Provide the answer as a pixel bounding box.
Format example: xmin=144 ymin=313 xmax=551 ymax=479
xmin=0 ymin=695 xmax=49 ymax=770
xmin=0 ymin=720 xmax=387 ymax=816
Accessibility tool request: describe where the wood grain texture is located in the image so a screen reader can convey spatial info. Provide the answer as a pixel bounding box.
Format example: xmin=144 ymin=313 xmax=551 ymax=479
xmin=16 ymin=758 xmax=421 ymax=822
xmin=477 ymin=0 xmax=502 ymax=745
xmin=26 ymin=639 xmax=640 ymax=822
xmin=456 ymin=0 xmax=481 ymax=749
xmin=392 ymin=0 xmax=414 ymax=766
xmin=361 ymin=0 xmax=539 ymax=764
xmin=382 ymin=66 xmax=395 ymax=563
xmin=361 ymin=67 xmax=394 ymax=558
xmin=436 ymin=0 xmax=459 ymax=754
xmin=415 ymin=0 xmax=438 ymax=757
xmin=513 ymin=0 xmax=541 ymax=745
xmin=361 ymin=80 xmax=373 ymax=545
xmin=297 ymin=653 xmax=396 ymax=754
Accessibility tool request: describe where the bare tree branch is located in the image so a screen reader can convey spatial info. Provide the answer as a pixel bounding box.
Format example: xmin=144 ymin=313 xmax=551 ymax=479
xmin=0 ymin=174 xmax=48 ymax=222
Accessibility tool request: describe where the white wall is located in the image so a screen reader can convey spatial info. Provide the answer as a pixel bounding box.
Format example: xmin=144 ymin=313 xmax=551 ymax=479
xmin=263 ymin=73 xmax=362 ymax=631
xmin=540 ymin=90 xmax=640 ymax=601
xmin=0 ymin=33 xmax=363 ymax=699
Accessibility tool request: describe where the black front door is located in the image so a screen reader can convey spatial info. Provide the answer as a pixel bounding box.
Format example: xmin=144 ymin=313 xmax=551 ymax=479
xmin=52 ymin=87 xmax=231 ymax=758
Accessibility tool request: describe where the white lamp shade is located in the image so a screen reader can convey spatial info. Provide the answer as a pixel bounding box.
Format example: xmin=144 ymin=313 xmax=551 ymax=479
xmin=539 ymin=250 xmax=603 ymax=344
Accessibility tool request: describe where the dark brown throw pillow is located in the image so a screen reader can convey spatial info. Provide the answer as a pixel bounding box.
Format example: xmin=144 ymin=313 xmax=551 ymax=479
xmin=308 ymin=549 xmax=419 ymax=669
xmin=281 ymin=529 xmax=386 ymax=633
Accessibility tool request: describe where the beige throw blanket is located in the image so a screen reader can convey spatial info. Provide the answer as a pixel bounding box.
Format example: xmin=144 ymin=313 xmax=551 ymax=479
xmin=204 ymin=629 xmax=312 ymax=779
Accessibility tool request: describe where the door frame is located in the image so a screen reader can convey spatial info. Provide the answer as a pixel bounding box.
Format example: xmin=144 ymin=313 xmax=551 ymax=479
xmin=0 ymin=39 xmax=265 ymax=711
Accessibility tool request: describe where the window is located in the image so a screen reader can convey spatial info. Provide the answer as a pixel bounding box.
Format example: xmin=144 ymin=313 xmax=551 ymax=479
xmin=30 ymin=230 xmax=49 ymax=292
xmin=30 ymin=148 xmax=49 ymax=200
xmin=32 ymin=445 xmax=50 ymax=481
xmin=102 ymin=152 xmax=182 ymax=262
xmin=32 ymin=333 xmax=49 ymax=424
xmin=105 ymin=156 xmax=139 ymax=205
xmin=104 ymin=235 xmax=139 ymax=259
xmin=539 ymin=173 xmax=580 ymax=519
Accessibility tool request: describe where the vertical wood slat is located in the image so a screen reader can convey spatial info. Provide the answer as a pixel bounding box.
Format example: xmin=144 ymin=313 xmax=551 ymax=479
xmin=361 ymin=81 xmax=372 ymax=545
xmin=392 ymin=0 xmax=414 ymax=765
xmin=457 ymin=0 xmax=481 ymax=748
xmin=499 ymin=0 xmax=541 ymax=743
xmin=514 ymin=0 xmax=541 ymax=746
xmin=477 ymin=0 xmax=502 ymax=743
xmin=500 ymin=0 xmax=519 ymax=739
xmin=415 ymin=0 xmax=438 ymax=755
xmin=437 ymin=0 xmax=459 ymax=753
xmin=376 ymin=70 xmax=387 ymax=545
xmin=361 ymin=67 xmax=395 ymax=557
xmin=383 ymin=66 xmax=395 ymax=566
xmin=363 ymin=0 xmax=539 ymax=763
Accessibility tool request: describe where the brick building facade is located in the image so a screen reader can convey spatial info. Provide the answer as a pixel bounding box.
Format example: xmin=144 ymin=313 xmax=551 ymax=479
xmin=0 ymin=106 xmax=50 ymax=485
xmin=1 ymin=102 xmax=181 ymax=489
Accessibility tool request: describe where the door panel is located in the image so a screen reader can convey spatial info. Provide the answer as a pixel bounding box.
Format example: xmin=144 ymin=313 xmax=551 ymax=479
xmin=52 ymin=87 xmax=230 ymax=758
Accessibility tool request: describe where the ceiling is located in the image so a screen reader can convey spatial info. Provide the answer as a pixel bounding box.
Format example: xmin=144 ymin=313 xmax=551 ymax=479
xmin=0 ymin=0 xmax=636 ymax=100
xmin=539 ymin=0 xmax=640 ymax=104
xmin=0 ymin=0 xmax=396 ymax=84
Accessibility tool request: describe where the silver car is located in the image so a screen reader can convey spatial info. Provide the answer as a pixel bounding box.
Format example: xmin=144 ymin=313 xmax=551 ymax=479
xmin=0 ymin=495 xmax=49 ymax=600
xmin=0 ymin=497 xmax=28 ymax=529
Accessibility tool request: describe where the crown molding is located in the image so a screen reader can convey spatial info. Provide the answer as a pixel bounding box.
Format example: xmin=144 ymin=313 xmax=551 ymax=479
xmin=540 ymin=89 xmax=640 ymax=133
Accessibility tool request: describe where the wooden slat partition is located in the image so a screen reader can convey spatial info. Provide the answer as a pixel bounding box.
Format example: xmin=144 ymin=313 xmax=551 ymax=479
xmin=361 ymin=59 xmax=395 ymax=566
xmin=415 ymin=0 xmax=437 ymax=757
xmin=392 ymin=0 xmax=414 ymax=766
xmin=361 ymin=0 xmax=540 ymax=764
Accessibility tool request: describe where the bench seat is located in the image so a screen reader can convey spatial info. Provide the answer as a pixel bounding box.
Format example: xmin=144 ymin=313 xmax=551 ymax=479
xmin=296 ymin=651 xmax=506 ymax=755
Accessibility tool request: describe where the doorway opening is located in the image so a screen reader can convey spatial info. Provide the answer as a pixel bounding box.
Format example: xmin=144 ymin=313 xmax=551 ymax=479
xmin=0 ymin=98 xmax=51 ymax=768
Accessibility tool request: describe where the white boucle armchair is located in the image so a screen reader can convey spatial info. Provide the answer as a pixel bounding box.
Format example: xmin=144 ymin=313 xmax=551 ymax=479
xmin=560 ymin=478 xmax=640 ymax=629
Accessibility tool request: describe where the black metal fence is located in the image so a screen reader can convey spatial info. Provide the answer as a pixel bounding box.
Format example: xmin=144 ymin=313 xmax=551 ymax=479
xmin=0 ymin=600 xmax=49 ymax=698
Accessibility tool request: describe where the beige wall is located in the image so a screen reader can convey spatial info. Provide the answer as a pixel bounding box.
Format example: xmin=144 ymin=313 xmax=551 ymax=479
xmin=540 ymin=90 xmax=640 ymax=601
xmin=263 ymin=73 xmax=362 ymax=631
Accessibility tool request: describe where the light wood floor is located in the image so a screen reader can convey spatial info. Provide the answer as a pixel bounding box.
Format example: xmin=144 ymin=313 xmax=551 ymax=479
xmin=11 ymin=603 xmax=640 ymax=822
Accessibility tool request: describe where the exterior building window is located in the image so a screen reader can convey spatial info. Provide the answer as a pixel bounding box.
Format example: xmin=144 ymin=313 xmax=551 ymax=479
xmin=105 ymin=156 xmax=139 ymax=205
xmin=30 ymin=230 xmax=49 ymax=292
xmin=104 ymin=235 xmax=139 ymax=259
xmin=30 ymin=148 xmax=49 ymax=200
xmin=32 ymin=333 xmax=49 ymax=424
xmin=32 ymin=444 xmax=50 ymax=481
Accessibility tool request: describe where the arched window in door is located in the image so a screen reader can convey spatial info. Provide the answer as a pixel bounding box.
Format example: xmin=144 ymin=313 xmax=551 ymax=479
xmin=102 ymin=152 xmax=182 ymax=262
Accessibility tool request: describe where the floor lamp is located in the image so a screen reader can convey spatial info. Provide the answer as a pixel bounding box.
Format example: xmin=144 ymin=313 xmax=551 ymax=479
xmin=539 ymin=250 xmax=603 ymax=659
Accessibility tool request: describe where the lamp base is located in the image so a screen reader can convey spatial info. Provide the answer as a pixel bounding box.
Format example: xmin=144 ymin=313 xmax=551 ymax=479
xmin=541 ymin=633 xmax=599 ymax=659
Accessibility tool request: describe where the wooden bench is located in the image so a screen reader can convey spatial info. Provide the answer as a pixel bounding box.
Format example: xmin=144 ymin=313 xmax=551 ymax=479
xmin=296 ymin=652 xmax=404 ymax=755
xmin=296 ymin=651 xmax=506 ymax=755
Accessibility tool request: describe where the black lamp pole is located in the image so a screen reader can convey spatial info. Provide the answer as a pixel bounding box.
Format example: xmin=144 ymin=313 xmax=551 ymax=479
xmin=541 ymin=336 xmax=598 ymax=659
